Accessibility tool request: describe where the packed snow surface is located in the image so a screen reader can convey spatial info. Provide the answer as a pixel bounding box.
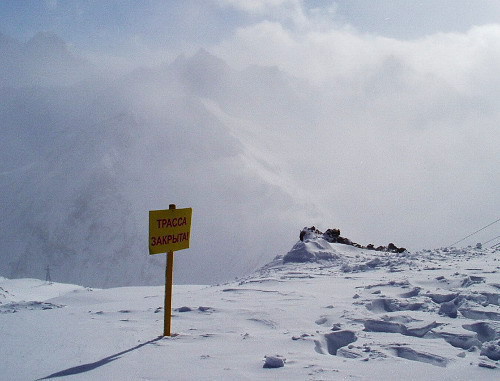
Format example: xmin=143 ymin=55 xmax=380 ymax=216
xmin=1 ymin=239 xmax=499 ymax=380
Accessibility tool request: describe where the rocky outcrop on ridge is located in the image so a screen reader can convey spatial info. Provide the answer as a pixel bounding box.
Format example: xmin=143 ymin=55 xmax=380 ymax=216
xmin=282 ymin=227 xmax=406 ymax=264
xmin=297 ymin=227 xmax=406 ymax=256
xmin=278 ymin=227 xmax=407 ymax=264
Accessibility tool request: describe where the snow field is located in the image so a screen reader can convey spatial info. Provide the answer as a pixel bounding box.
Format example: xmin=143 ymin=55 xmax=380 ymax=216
xmin=0 ymin=242 xmax=499 ymax=380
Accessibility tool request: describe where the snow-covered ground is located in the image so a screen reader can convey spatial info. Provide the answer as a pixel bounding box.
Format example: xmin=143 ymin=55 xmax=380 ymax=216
xmin=1 ymin=235 xmax=499 ymax=380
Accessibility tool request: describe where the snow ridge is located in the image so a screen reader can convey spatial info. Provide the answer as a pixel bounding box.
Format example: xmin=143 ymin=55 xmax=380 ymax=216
xmin=248 ymin=234 xmax=500 ymax=369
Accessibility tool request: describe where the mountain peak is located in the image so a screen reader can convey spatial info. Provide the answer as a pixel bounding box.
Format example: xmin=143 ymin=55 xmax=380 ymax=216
xmin=26 ymin=31 xmax=67 ymax=52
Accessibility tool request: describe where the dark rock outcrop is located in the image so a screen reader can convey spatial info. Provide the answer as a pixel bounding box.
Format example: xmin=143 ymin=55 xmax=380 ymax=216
xmin=299 ymin=227 xmax=406 ymax=253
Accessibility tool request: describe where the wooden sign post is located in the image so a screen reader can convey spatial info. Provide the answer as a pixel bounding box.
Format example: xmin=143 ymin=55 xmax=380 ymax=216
xmin=149 ymin=204 xmax=192 ymax=336
xmin=165 ymin=225 xmax=175 ymax=337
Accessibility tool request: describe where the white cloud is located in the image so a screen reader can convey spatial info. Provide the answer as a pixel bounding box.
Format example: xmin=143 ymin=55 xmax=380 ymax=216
xmin=218 ymin=0 xmax=299 ymax=14
xmin=209 ymin=12 xmax=500 ymax=249
xmin=44 ymin=0 xmax=58 ymax=10
xmin=214 ymin=18 xmax=500 ymax=87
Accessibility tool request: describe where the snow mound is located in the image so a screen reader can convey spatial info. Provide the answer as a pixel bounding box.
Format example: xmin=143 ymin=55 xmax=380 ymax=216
xmin=283 ymin=238 xmax=343 ymax=263
xmin=0 ymin=277 xmax=88 ymax=314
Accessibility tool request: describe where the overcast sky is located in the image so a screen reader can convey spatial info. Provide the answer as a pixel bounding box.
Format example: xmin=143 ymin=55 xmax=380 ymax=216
xmin=2 ymin=1 xmax=500 ymax=57
xmin=1 ymin=0 xmax=499 ymax=285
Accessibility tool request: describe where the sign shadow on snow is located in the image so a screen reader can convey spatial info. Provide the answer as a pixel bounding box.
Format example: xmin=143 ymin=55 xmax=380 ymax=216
xmin=36 ymin=336 xmax=164 ymax=380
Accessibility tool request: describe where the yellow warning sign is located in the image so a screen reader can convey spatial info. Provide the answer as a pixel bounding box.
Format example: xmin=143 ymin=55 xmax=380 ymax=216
xmin=149 ymin=208 xmax=192 ymax=254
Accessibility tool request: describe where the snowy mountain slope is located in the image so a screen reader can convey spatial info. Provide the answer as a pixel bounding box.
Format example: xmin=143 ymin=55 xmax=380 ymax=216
xmin=0 ymin=239 xmax=498 ymax=380
xmin=0 ymin=43 xmax=316 ymax=287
